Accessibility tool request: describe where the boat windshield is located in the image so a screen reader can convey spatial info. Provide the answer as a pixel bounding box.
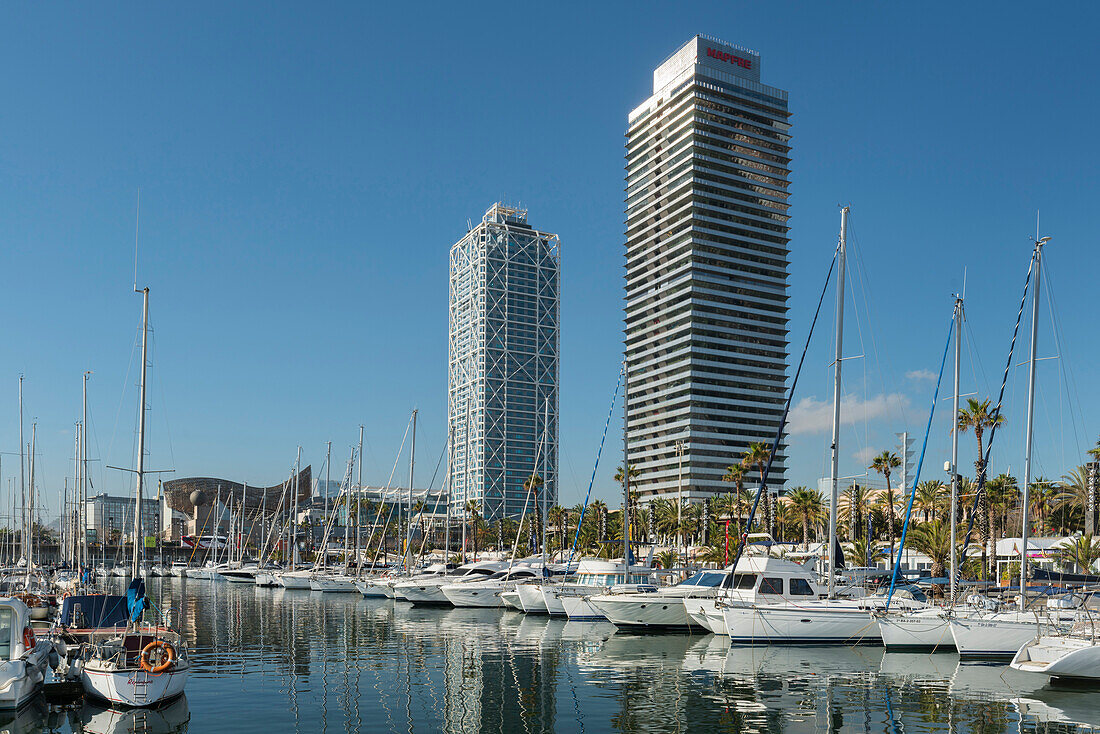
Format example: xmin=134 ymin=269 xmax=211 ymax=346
xmin=731 ymin=573 xmax=757 ymax=590
xmin=0 ymin=607 xmax=11 ymax=659
xmin=679 ymin=571 xmax=726 ymax=587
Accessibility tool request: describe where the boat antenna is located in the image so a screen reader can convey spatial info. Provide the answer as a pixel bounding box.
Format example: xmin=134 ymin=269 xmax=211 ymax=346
xmin=133 ymin=189 xmax=141 ymax=292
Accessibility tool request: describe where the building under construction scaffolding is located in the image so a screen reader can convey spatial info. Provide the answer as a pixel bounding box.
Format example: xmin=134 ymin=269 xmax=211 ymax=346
xmin=448 ymin=203 xmax=559 ymax=522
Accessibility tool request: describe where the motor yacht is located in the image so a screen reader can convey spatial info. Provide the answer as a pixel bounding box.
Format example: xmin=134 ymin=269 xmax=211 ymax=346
xmin=588 ymin=569 xmax=729 ymax=629
xmin=394 ymin=561 xmax=509 ymax=605
xmin=531 ymin=558 xmax=653 ymax=617
xmin=440 ymin=566 xmax=543 ymax=608
xmin=0 ymin=598 xmax=53 ymax=709
xmin=1011 ymin=617 xmax=1100 ymax=680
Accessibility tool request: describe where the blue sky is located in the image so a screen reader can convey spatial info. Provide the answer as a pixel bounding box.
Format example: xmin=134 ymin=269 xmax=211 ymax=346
xmin=3 ymin=2 xmax=1098 ymax=519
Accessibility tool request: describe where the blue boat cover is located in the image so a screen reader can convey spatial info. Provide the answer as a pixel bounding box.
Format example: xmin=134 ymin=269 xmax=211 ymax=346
xmin=126 ymin=579 xmax=146 ymax=622
xmin=58 ymin=595 xmax=131 ymax=629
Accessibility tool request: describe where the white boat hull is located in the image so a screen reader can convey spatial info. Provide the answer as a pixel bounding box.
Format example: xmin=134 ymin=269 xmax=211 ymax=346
xmin=683 ymin=598 xmax=717 ymax=633
xmin=877 ymin=609 xmax=954 ymax=652
xmin=949 ymin=613 xmax=1046 ymax=658
xmin=1012 ymin=635 xmax=1100 ymax=679
xmin=516 ymin=584 xmax=548 ymax=614
xmin=397 ymin=582 xmax=450 ymax=604
xmin=560 ymin=595 xmax=606 ymax=621
xmin=309 ymin=575 xmax=359 ymax=593
xmin=81 ymin=662 xmax=189 ymax=708
xmin=590 ymin=596 xmax=692 ymax=629
xmin=500 ymin=591 xmax=523 ymax=610
xmin=723 ymin=603 xmax=880 ymax=645
xmin=276 ymin=572 xmax=312 ymax=589
xmin=441 ymin=583 xmax=506 ymax=608
xmin=355 ymin=580 xmax=391 ymax=598
xmin=0 ymin=642 xmax=51 ymax=709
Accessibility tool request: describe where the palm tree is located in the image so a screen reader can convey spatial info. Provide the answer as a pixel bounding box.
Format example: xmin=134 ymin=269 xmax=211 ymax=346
xmin=722 ymin=464 xmax=747 ymax=536
xmin=870 ymin=450 xmax=902 ymax=556
xmin=956 ymin=397 xmax=1005 ymax=479
xmin=909 ymin=520 xmax=953 ymax=580
xmin=465 ymin=499 xmax=481 ymax=556
xmin=1057 ymin=466 xmax=1092 ymax=535
xmin=839 ymin=483 xmax=874 ymax=542
xmin=741 ymin=442 xmax=772 ymax=534
xmin=1028 ymin=477 xmax=1056 ymax=536
xmin=655 ymin=549 xmax=678 ymax=570
xmin=914 ymin=481 xmax=947 ymax=523
xmin=986 ymin=473 xmax=1019 ymax=539
xmin=785 ymin=487 xmax=825 ymax=550
xmin=847 ymin=534 xmax=885 ymax=569
xmin=1056 ymin=534 xmax=1100 ymax=574
xmin=1087 ymin=436 xmax=1100 ymax=463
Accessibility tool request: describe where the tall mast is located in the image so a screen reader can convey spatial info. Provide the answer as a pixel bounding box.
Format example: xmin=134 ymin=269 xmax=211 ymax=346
xmin=291 ymin=447 xmax=301 ymax=571
xmin=1020 ymin=236 xmax=1049 ymax=610
xmin=541 ymin=398 xmax=549 ymax=566
xmin=949 ymin=295 xmax=963 ymax=605
xmin=18 ymin=377 xmax=25 ymax=564
xmin=29 ymin=423 xmax=36 ymax=569
xmin=827 ymin=207 xmax=848 ymax=600
xmin=622 ymin=360 xmax=631 ymax=576
xmin=82 ymin=371 xmax=91 ymax=571
xmin=407 ymin=409 xmax=417 ymax=573
xmin=356 ymin=425 xmax=364 ymax=575
xmin=445 ymin=425 xmax=453 ymax=563
xmin=132 ymin=286 xmax=150 ymax=579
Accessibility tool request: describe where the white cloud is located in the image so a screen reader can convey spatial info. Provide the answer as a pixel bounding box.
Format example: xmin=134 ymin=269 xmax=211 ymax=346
xmin=787 ymin=392 xmax=911 ymax=436
xmin=853 ymin=446 xmax=877 ymax=464
xmin=906 ymin=369 xmax=936 ymax=382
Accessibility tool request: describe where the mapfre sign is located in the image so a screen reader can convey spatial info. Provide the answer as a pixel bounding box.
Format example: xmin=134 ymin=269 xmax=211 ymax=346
xmin=706 ymin=47 xmax=752 ymax=70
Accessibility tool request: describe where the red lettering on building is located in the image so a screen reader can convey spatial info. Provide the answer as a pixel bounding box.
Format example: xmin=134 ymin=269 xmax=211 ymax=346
xmin=706 ymin=46 xmax=752 ymax=70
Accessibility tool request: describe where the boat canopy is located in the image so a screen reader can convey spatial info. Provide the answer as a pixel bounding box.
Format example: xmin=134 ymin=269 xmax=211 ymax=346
xmin=58 ymin=595 xmax=130 ymax=629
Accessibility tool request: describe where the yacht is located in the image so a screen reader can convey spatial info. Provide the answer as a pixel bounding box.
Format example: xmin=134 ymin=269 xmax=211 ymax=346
xmin=0 ymin=598 xmax=53 ymax=709
xmin=949 ymin=601 xmax=1079 ymax=658
xmin=395 ymin=561 xmax=509 ymax=605
xmin=274 ymin=568 xmax=313 ymax=590
xmin=309 ymin=573 xmax=359 ymax=593
xmin=440 ymin=566 xmax=543 ymax=608
xmin=587 ymin=569 xmax=729 ymax=629
xmin=529 ymin=558 xmax=653 ymax=617
xmin=1011 ymin=618 xmax=1100 ymax=680
xmin=387 ymin=563 xmax=452 ymax=601
xmin=217 ymin=563 xmax=261 ymax=584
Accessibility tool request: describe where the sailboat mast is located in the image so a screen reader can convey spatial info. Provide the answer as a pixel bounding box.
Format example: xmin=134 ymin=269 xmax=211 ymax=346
xmin=82 ymin=371 xmax=90 ymax=572
xmin=827 ymin=207 xmax=848 ymax=600
xmin=18 ymin=377 xmax=25 ymax=564
xmin=407 ymin=409 xmax=417 ymax=573
xmin=1019 ymin=236 xmax=1049 ymax=610
xmin=356 ymin=425 xmax=364 ymax=575
xmin=291 ymin=447 xmax=300 ymax=571
xmin=949 ymin=296 xmax=963 ymax=604
xmin=132 ymin=286 xmax=150 ymax=579
xmin=622 ymin=360 xmax=631 ymax=577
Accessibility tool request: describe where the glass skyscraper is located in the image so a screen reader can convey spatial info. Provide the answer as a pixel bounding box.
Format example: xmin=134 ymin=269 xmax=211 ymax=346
xmin=625 ymin=36 xmax=791 ymax=504
xmin=448 ymin=203 xmax=559 ymax=521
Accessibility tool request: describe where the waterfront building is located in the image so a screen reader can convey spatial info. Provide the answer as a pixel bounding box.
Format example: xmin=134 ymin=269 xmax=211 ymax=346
xmin=162 ymin=468 xmax=312 ymax=541
xmin=83 ymin=493 xmax=161 ymax=544
xmin=625 ymin=36 xmax=792 ymax=504
xmin=448 ymin=203 xmax=560 ymax=521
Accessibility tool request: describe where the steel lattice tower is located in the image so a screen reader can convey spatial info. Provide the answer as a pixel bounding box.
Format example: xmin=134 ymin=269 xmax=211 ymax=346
xmin=448 ymin=203 xmax=559 ymax=522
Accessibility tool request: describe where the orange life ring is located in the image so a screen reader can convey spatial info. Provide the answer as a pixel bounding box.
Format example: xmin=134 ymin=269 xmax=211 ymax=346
xmin=22 ymin=627 xmax=34 ymax=649
xmin=140 ymin=640 xmax=175 ymax=674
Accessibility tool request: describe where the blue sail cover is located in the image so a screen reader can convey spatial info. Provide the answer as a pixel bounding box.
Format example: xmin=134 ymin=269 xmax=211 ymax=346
xmin=126 ymin=578 xmax=146 ymax=622
xmin=59 ymin=595 xmax=130 ymax=629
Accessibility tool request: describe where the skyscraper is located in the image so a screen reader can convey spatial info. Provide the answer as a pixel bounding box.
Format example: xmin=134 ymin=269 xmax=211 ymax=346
xmin=449 ymin=203 xmax=559 ymax=522
xmin=625 ymin=36 xmax=791 ymax=505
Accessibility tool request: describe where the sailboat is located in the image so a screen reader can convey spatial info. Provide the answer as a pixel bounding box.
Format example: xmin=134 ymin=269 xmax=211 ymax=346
xmin=945 ymin=235 xmax=1083 ymax=658
xmin=76 ymin=286 xmax=190 ymax=707
xmin=718 ymin=208 xmax=930 ymax=646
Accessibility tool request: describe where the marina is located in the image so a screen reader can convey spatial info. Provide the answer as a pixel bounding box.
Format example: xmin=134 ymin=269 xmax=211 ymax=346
xmin=2 ymin=576 xmax=1099 ymax=732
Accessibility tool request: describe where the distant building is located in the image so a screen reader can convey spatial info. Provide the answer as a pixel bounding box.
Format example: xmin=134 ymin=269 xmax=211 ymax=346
xmin=162 ymin=468 xmax=311 ymax=541
xmin=84 ymin=494 xmax=160 ymax=544
xmin=624 ymin=36 xmax=791 ymax=504
xmin=448 ymin=203 xmax=560 ymax=521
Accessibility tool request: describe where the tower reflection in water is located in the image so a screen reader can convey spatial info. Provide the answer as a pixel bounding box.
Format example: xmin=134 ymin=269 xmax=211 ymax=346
xmin=53 ymin=577 xmax=1100 ymax=734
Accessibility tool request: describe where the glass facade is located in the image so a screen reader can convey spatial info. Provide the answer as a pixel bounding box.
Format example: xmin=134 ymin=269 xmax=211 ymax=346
xmin=448 ymin=204 xmax=559 ymax=521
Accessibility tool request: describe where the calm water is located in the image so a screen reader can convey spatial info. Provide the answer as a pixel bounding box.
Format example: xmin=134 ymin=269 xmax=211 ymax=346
xmin=10 ymin=578 xmax=1100 ymax=733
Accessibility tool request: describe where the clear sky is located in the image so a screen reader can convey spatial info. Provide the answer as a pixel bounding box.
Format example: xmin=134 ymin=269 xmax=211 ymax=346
xmin=3 ymin=2 xmax=1098 ymax=520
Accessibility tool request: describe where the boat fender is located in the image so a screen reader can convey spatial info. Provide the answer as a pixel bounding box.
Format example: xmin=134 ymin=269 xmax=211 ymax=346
xmin=140 ymin=640 xmax=176 ymax=674
xmin=22 ymin=627 xmax=35 ymax=650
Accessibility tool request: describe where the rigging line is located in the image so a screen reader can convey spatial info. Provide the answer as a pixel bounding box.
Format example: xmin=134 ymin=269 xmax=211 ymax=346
xmin=848 ymin=215 xmax=911 ymax=430
xmin=960 ymin=248 xmax=1034 ymax=558
xmin=362 ymin=416 xmax=413 ymax=569
xmin=886 ymin=310 xmax=953 ymax=610
xmin=563 ymin=365 xmax=625 ymax=573
xmin=722 ymin=242 xmax=839 ymax=590
xmin=106 ymin=318 xmax=141 ymax=492
xmin=1040 ymin=256 xmax=1085 ymax=460
xmin=149 ymin=327 xmax=177 ymax=476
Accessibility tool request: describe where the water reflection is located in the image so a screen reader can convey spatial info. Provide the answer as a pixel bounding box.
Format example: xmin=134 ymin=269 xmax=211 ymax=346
xmin=63 ymin=578 xmax=1099 ymax=733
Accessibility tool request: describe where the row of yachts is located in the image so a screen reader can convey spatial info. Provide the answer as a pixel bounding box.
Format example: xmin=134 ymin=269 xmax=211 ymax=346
xmin=157 ymin=541 xmax=1100 ymax=683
